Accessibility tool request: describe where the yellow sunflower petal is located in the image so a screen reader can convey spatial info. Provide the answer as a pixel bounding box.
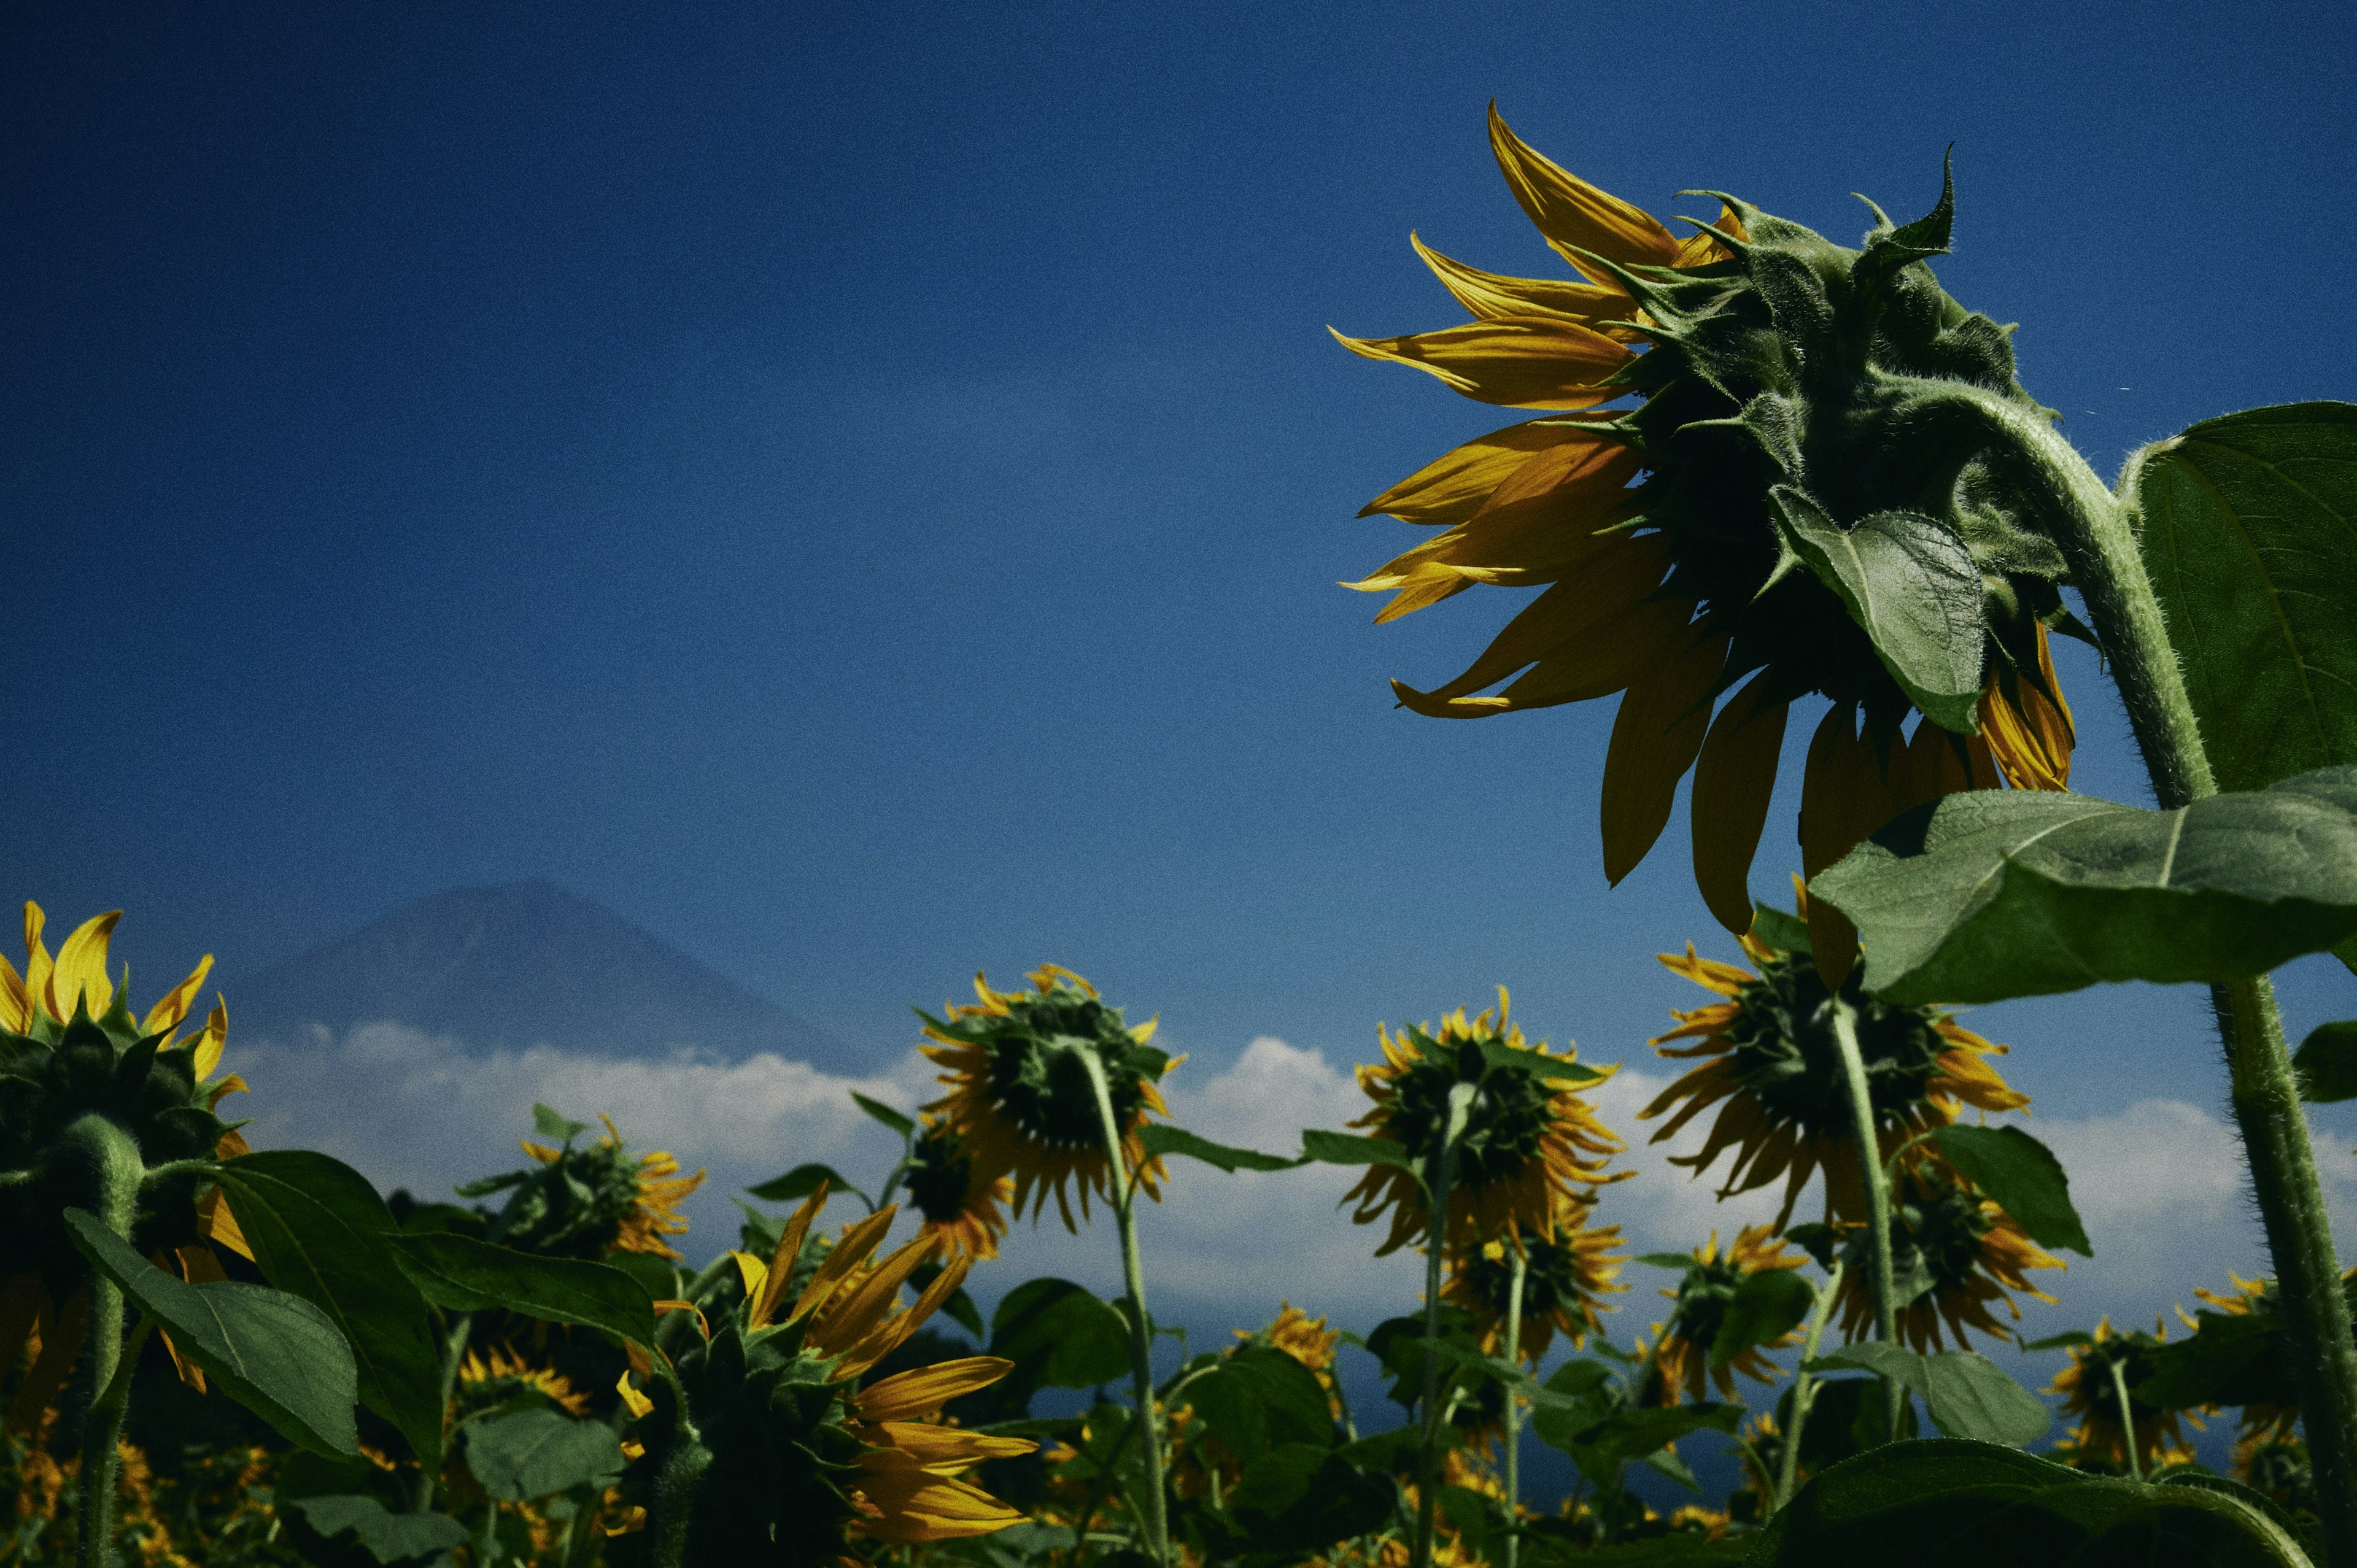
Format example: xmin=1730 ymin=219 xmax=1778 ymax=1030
xmin=1798 ymin=705 xmax=1864 ymax=986
xmin=864 ymin=1421 xmax=1039 ymax=1469
xmin=1411 ymin=233 xmax=1643 ymax=333
xmin=0 ymin=951 xmax=25 ymax=1035
xmin=791 ymin=1203 xmax=899 ymax=1324
xmin=1487 ymin=103 xmax=1681 ymax=279
xmin=1983 ymin=621 xmax=2075 ymax=790
xmin=1358 ymin=417 xmax=1617 ymax=527
xmin=48 ymin=911 xmax=120 ymax=1023
xmin=853 ymin=1356 xmax=1017 ymax=1423
xmin=1328 ymin=317 xmax=1633 ymax=411
xmin=142 ymin=953 xmax=215 ymax=1038
xmin=1601 ymin=625 xmax=1727 ymax=884
xmin=858 ymin=1475 xmax=1028 ymax=1542
xmin=1396 ymin=533 xmax=1674 ymax=708
xmin=1689 ymin=675 xmax=1789 ymax=935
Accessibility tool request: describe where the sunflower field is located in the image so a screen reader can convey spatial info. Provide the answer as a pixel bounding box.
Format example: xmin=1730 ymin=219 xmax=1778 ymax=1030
xmin=10 ymin=108 xmax=2357 ymax=1568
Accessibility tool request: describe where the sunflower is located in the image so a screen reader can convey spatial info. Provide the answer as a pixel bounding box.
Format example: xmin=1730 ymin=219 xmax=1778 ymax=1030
xmin=1638 ymin=912 xmax=2027 ymax=1229
xmin=1172 ymin=1303 xmax=1352 ymax=1502
xmin=465 ymin=1110 xmax=705 ymax=1261
xmin=1642 ymin=1225 xmax=1808 ymax=1405
xmin=1443 ymin=1208 xmax=1626 ymax=1363
xmin=2045 ymin=1318 xmax=2205 ymax=1475
xmin=1335 ymin=106 xmax=2078 ymax=943
xmin=1343 ymin=989 xmax=1625 ymax=1257
xmin=2235 ymin=1432 xmax=2316 ymax=1518
xmin=646 ymin=1188 xmax=1036 ymax=1562
xmin=919 ymin=965 xmax=1175 ymax=1232
xmin=1830 ymin=1156 xmax=2062 ymax=1351
xmin=0 ymin=902 xmax=252 ymax=1428
xmin=454 ymin=1343 xmax=592 ymax=1418
xmin=904 ymin=1113 xmax=1014 ymax=1261
xmin=2186 ymin=1270 xmax=2304 ymax=1443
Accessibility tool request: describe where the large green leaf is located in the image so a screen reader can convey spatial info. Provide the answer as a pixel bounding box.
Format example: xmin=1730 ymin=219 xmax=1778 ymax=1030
xmin=1928 ymin=1125 xmax=2091 ymax=1257
xmin=66 ymin=1208 xmax=358 ymax=1457
xmin=2294 ymin=1020 xmax=2357 ymax=1103
xmin=1226 ymin=1443 xmax=1397 ymax=1554
xmin=385 ymin=1232 xmax=655 ymax=1349
xmin=1749 ymin=1438 xmax=2312 ymax=1566
xmin=1708 ymin=1265 xmax=1814 ymax=1369
xmin=745 ymin=1162 xmax=859 ymax=1204
xmin=286 ymin=1495 xmax=469 ymax=1565
xmin=1180 ymin=1344 xmax=1336 ymax=1459
xmin=463 ymin=1406 xmax=627 ymax=1500
xmin=986 ymin=1278 xmax=1132 ymax=1391
xmin=2129 ymin=402 xmax=2357 ymax=796
xmin=1810 ymin=766 xmax=2357 ymax=1004
xmin=1299 ymin=1129 xmax=1412 ymax=1169
xmin=1137 ymin=1124 xmax=1306 ymax=1173
xmin=1807 ymin=1345 xmax=2049 ymax=1448
xmin=215 ymin=1151 xmax=445 ymax=1467
xmin=1772 ymin=489 xmax=1988 ymax=733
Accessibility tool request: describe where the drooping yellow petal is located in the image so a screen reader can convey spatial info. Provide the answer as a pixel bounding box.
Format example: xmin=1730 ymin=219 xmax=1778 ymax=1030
xmin=0 ymin=952 xmax=26 ymax=1036
xmin=864 ymin=1420 xmax=1037 ymax=1469
xmin=1328 ymin=317 xmax=1633 ymax=411
xmin=791 ymin=1203 xmax=900 ymax=1324
xmin=21 ymin=904 xmax=51 ymax=1029
xmin=857 ymin=1475 xmax=1028 ymax=1542
xmin=1411 ymin=233 xmax=1643 ymax=334
xmin=811 ymin=1234 xmax=935 ymax=1359
xmin=1358 ymin=417 xmax=1616 ymax=527
xmin=47 ymin=911 xmax=120 ymax=1023
xmin=1601 ymin=625 xmax=1727 ymax=883
xmin=190 ymin=1002 xmax=228 ymax=1081
xmin=837 ymin=1253 xmax=975 ymax=1376
xmin=753 ymin=1183 xmax=829 ymax=1330
xmin=142 ymin=953 xmax=215 ymax=1037
xmin=853 ymin=1356 xmax=1017 ymax=1423
xmin=1401 ymin=534 xmax=1674 ymax=705
xmin=1484 ymin=596 xmax=1694 ymax=711
xmin=730 ymin=1251 xmax=768 ymax=1304
xmin=1798 ymin=705 xmax=1864 ymax=985
xmin=1981 ymin=621 xmax=2075 ymax=790
xmin=1690 ymin=674 xmax=1790 ymax=934
xmin=615 ymin=1370 xmax=653 ymax=1419
xmin=1487 ymin=103 xmax=1681 ymax=280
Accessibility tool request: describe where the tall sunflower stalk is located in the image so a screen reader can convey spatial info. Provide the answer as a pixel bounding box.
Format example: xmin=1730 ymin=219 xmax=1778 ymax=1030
xmin=920 ymin=965 xmax=1179 ymax=1566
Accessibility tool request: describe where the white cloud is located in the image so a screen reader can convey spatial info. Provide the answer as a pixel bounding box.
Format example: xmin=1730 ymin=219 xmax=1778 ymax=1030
xmin=223 ymin=1023 xmax=2357 ymax=1356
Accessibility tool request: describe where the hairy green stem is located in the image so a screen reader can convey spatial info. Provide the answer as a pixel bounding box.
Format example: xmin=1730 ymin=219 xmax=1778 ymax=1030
xmin=1979 ymin=390 xmax=2357 ymax=1562
xmin=1774 ymin=1257 xmax=1845 ymax=1512
xmin=1503 ymin=1244 xmax=1526 ymax=1568
xmin=2107 ymin=1356 xmax=2145 ymax=1483
xmin=1829 ymin=1000 xmax=1902 ymax=1439
xmin=59 ymin=1114 xmax=142 ymax=1568
xmin=647 ymin=1357 xmax=708 ymax=1568
xmin=1413 ymin=1084 xmax=1475 ymax=1568
xmin=1079 ymin=1046 xmax=1170 ymax=1568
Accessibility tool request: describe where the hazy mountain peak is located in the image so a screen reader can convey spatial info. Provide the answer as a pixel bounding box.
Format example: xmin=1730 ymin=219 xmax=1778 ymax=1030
xmin=226 ymin=879 xmax=857 ymax=1070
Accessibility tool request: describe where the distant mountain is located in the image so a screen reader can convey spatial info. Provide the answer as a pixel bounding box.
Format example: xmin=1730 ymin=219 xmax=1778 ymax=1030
xmin=226 ymin=879 xmax=857 ymax=1070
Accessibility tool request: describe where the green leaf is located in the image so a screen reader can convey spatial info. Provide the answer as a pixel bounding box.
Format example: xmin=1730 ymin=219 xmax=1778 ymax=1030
xmin=287 ymin=1495 xmax=470 ymax=1564
xmin=65 ymin=1208 xmax=358 ymax=1457
xmin=214 ymin=1151 xmax=445 ymax=1468
xmin=850 ymin=1091 xmax=916 ymax=1137
xmin=1708 ymin=1266 xmax=1814 ymax=1369
xmin=385 ymin=1232 xmax=655 ymax=1349
xmin=1807 ymin=1344 xmax=2049 ymax=1447
xmin=1137 ymin=1124 xmax=1306 ymax=1173
xmin=463 ymin=1407 xmax=626 ymax=1500
xmin=1536 ymin=1403 xmax=1743 ymax=1489
xmin=1181 ymin=1344 xmax=1336 ymax=1459
xmin=1228 ymin=1443 xmax=1397 ymax=1554
xmin=1633 ymin=1253 xmax=1701 ymax=1272
xmin=2295 ymin=1020 xmax=2357 ymax=1103
xmin=1927 ymin=1124 xmax=2092 ymax=1257
xmin=1299 ymin=1129 xmax=1412 ymax=1169
xmin=2021 ymin=1330 xmax=2096 ymax=1351
xmin=745 ymin=1162 xmax=858 ymax=1204
xmin=2137 ymin=1310 xmax=2289 ymax=1412
xmin=987 ymin=1278 xmax=1132 ymax=1390
xmin=1750 ymin=1438 xmax=2313 ymax=1567
xmin=1750 ymin=900 xmax=1814 ymax=956
xmin=1474 ymin=1037 xmax=1605 ymax=1087
xmin=1776 ymin=1375 xmax=1916 ymax=1472
xmin=1810 ymin=766 xmax=2357 ymax=1004
xmin=1771 ymin=489 xmax=1988 ymax=733
xmin=2129 ymin=402 xmax=2357 ymax=797
xmin=530 ymin=1103 xmax=587 ymax=1145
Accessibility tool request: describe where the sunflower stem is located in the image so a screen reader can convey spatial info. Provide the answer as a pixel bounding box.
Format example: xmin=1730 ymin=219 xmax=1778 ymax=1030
xmin=1984 ymin=391 xmax=2357 ymax=1564
xmin=2106 ymin=1356 xmax=2145 ymax=1483
xmin=414 ymin=1313 xmax=472 ymax=1512
xmin=1414 ymin=1083 xmax=1476 ymax=1568
xmin=58 ymin=1114 xmax=143 ymax=1568
xmin=1774 ymin=1257 xmax=1845 ymax=1512
xmin=1503 ymin=1243 xmax=1526 ymax=1568
xmin=1828 ymin=998 xmax=1903 ymax=1439
xmin=1078 ymin=1044 xmax=1171 ymax=1568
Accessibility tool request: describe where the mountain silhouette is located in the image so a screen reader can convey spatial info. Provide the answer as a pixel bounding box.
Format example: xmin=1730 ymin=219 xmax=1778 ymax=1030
xmin=226 ymin=879 xmax=856 ymax=1070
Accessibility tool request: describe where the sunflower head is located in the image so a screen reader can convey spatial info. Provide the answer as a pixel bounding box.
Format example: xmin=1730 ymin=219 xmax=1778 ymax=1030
xmin=462 ymin=1108 xmax=705 ymax=1261
xmin=1443 ymin=1211 xmax=1626 ymax=1364
xmin=640 ymin=1189 xmax=1036 ymax=1563
xmin=2045 ymin=1317 xmax=2205 ymax=1474
xmin=1832 ymin=1154 xmax=2062 ymax=1352
xmin=2235 ymin=1433 xmax=2316 ymax=1518
xmin=0 ymin=903 xmax=249 ymax=1391
xmin=1343 ymin=989 xmax=1624 ymax=1256
xmin=1339 ymin=108 xmax=2077 ymax=944
xmin=454 ymin=1343 xmax=592 ymax=1419
xmin=919 ymin=965 xmax=1175 ymax=1231
xmin=904 ymin=1113 xmax=1013 ymax=1261
xmin=1639 ymin=919 xmax=2027 ymax=1227
xmin=1644 ymin=1224 xmax=1808 ymax=1405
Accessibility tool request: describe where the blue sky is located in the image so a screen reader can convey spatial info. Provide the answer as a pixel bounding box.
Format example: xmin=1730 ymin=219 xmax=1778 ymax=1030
xmin=9 ymin=0 xmax=2357 ymax=1459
